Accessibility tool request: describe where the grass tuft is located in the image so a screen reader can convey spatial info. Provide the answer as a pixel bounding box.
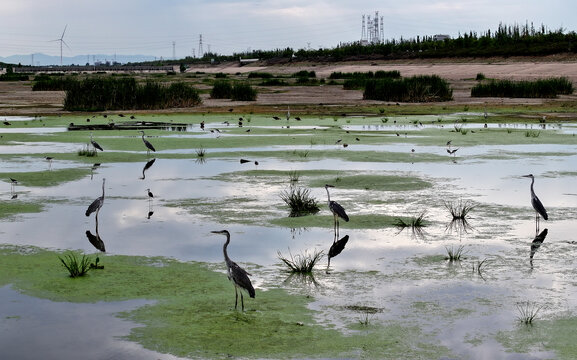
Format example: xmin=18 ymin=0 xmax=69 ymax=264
xmin=444 ymin=199 xmax=475 ymax=220
xmin=59 ymin=252 xmax=92 ymax=278
xmin=280 ymin=185 xmax=320 ymax=217
xmin=394 ymin=211 xmax=427 ymax=237
xmin=445 ymin=245 xmax=466 ymax=262
xmin=516 ymin=301 xmax=544 ymax=325
xmin=277 ymin=248 xmax=324 ymax=273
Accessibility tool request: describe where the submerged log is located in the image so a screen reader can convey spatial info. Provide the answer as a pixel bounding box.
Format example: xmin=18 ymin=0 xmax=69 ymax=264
xmin=67 ymin=121 xmax=189 ymax=131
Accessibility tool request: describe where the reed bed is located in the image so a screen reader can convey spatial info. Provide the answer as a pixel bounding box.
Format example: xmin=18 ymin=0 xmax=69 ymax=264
xmin=363 ymin=75 xmax=453 ymax=102
xmin=63 ymin=77 xmax=201 ymax=111
xmin=471 ymin=77 xmax=573 ymax=98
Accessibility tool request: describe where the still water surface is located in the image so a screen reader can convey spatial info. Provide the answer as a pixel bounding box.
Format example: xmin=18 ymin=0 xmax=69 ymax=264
xmin=1 ymin=119 xmax=577 ymax=359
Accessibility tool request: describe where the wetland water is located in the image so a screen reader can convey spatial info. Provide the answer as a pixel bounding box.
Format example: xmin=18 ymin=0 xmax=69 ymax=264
xmin=1 ymin=114 xmax=577 ymax=359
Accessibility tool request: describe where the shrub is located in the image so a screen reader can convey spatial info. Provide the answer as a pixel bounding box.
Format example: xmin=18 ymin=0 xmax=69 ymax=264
xmin=364 ymin=75 xmax=453 ymax=102
xmin=63 ymin=77 xmax=201 ymax=111
xmin=231 ymin=82 xmax=257 ymax=101
xmin=210 ymin=80 xmax=233 ymax=98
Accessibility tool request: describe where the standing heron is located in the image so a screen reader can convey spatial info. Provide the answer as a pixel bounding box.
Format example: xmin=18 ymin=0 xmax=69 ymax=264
xmin=139 ymin=131 xmax=156 ymax=155
xmin=211 ymin=230 xmax=255 ymax=311
xmin=86 ymin=178 xmax=106 ymax=218
xmin=522 ymin=174 xmax=548 ymax=234
xmin=325 ymin=184 xmax=349 ymax=238
xmin=90 ymin=132 xmax=104 ymax=152
xmin=146 ymin=188 xmax=154 ymax=198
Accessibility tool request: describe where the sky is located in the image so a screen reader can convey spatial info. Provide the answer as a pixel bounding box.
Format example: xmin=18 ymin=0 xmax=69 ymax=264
xmin=1 ymin=0 xmax=575 ymax=61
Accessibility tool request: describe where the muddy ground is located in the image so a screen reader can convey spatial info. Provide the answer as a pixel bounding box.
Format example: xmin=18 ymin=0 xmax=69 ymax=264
xmin=1 ymin=58 xmax=577 ymax=116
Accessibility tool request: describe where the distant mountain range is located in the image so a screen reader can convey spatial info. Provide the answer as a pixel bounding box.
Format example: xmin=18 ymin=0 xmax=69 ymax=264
xmin=0 ymin=53 xmax=159 ymax=66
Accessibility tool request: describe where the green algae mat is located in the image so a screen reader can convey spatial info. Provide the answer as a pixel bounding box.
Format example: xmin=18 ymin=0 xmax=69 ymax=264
xmin=0 ymin=245 xmax=451 ymax=359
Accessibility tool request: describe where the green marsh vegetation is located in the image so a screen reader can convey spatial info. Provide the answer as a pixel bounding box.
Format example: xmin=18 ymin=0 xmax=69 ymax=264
xmin=1 ymin=246 xmax=454 ymax=359
xmin=59 ymin=251 xmax=92 ymax=278
xmin=363 ymin=75 xmax=453 ymax=102
xmin=277 ymin=248 xmax=324 ymax=273
xmin=471 ymin=77 xmax=574 ymax=98
xmin=63 ymin=77 xmax=201 ymax=111
xmin=279 ymin=185 xmax=320 ymax=217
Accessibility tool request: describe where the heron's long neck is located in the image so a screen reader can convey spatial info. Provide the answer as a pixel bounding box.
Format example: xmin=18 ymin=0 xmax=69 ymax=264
xmin=223 ymin=234 xmax=231 ymax=263
xmin=101 ymin=179 xmax=105 ymax=198
xmin=530 ymin=177 xmax=535 ymax=196
xmin=325 ymin=187 xmax=331 ymax=204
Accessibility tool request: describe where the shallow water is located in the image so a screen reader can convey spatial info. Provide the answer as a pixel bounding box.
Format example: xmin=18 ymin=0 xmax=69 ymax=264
xmin=2 ymin=117 xmax=577 ymax=359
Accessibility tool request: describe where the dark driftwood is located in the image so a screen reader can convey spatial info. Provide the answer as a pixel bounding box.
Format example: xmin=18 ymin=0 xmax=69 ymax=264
xmin=67 ymin=121 xmax=189 ymax=131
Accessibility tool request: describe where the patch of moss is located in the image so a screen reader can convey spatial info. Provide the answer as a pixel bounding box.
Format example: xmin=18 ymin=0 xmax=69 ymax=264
xmin=0 ymin=245 xmax=452 ymax=359
xmin=0 ymin=200 xmax=44 ymax=220
xmin=4 ymin=168 xmax=90 ymax=187
xmin=496 ymin=317 xmax=577 ymax=360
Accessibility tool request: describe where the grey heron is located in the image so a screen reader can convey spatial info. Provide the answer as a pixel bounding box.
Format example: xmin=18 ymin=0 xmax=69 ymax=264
xmin=86 ymin=178 xmax=105 ymax=217
xmin=90 ymin=132 xmax=104 ymax=151
xmin=146 ymin=188 xmax=154 ymax=198
xmin=139 ymin=131 xmax=156 ymax=155
xmin=522 ymin=174 xmax=548 ymax=233
xmin=324 ymin=184 xmax=349 ymax=238
xmin=211 ymin=230 xmax=255 ymax=311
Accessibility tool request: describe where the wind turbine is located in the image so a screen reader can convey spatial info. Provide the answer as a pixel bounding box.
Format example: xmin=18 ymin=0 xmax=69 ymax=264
xmin=52 ymin=25 xmax=70 ymax=66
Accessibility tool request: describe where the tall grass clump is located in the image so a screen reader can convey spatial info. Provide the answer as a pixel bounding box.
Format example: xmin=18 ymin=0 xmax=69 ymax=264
xmin=280 ymin=185 xmax=320 ymax=217
xmin=231 ymin=82 xmax=257 ymax=101
xmin=394 ymin=211 xmax=427 ymax=237
xmin=59 ymin=252 xmax=92 ymax=278
xmin=364 ymin=75 xmax=453 ymax=102
xmin=471 ymin=77 xmax=573 ymax=98
xmin=445 ymin=245 xmax=466 ymax=262
xmin=63 ymin=77 xmax=201 ymax=111
xmin=516 ymin=301 xmax=544 ymax=325
xmin=444 ymin=199 xmax=475 ymax=220
xmin=210 ymin=80 xmax=233 ymax=99
xmin=293 ymin=70 xmax=316 ymax=78
xmin=33 ymin=74 xmax=76 ymax=91
xmin=277 ymin=248 xmax=324 ymax=273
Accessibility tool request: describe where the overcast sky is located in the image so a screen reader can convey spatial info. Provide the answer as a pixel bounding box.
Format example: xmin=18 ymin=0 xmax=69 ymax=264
xmin=1 ymin=0 xmax=575 ymax=59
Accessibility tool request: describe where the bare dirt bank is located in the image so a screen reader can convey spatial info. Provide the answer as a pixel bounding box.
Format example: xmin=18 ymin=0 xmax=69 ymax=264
xmin=1 ymin=59 xmax=576 ymax=116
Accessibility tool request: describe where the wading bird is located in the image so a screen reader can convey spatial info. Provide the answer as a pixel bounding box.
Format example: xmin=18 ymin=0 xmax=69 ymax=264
xmin=139 ymin=131 xmax=156 ymax=155
xmin=325 ymin=184 xmax=349 ymax=238
xmin=90 ymin=132 xmax=104 ymax=151
xmin=146 ymin=188 xmax=154 ymax=198
xmin=85 ymin=178 xmax=106 ymax=217
xmin=522 ymin=174 xmax=548 ymax=234
xmin=211 ymin=230 xmax=255 ymax=311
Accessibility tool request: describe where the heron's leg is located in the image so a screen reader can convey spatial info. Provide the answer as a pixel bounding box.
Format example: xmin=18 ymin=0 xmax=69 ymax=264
xmin=234 ymin=287 xmax=238 ymax=310
xmin=240 ymin=292 xmax=245 ymax=311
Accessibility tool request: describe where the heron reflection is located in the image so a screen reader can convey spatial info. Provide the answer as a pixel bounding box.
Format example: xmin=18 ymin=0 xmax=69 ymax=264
xmin=327 ymin=234 xmax=349 ymax=271
xmin=530 ymin=228 xmax=548 ymax=260
xmin=146 ymin=188 xmax=154 ymax=219
xmin=140 ymin=158 xmax=156 ymax=179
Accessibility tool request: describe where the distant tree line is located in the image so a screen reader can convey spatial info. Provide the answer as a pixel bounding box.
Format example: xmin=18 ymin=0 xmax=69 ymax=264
xmin=146 ymin=23 xmax=575 ymax=67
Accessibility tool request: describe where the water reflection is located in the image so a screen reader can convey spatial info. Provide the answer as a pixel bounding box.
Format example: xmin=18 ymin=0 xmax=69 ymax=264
xmin=10 ymin=177 xmax=18 ymax=199
xmin=445 ymin=217 xmax=474 ymax=236
xmin=327 ymin=234 xmax=349 ymax=270
xmin=146 ymin=188 xmax=154 ymax=219
xmin=140 ymin=158 xmax=156 ymax=180
xmin=530 ymin=228 xmax=548 ymax=261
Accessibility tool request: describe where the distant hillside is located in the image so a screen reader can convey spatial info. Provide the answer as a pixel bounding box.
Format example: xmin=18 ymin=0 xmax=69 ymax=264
xmin=0 ymin=53 xmax=157 ymax=66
